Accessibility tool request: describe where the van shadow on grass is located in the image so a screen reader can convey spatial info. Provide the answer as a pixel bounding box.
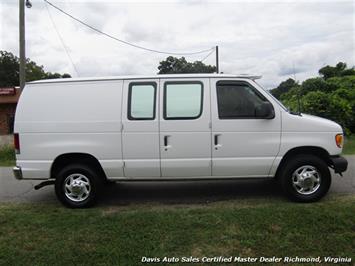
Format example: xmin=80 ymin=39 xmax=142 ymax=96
xmin=98 ymin=179 xmax=284 ymax=206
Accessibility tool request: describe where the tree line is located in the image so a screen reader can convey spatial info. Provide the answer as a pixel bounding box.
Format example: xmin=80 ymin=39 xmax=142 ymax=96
xmin=1 ymin=50 xmax=353 ymax=134
xmin=0 ymin=51 xmax=216 ymax=87
xmin=270 ymin=62 xmax=355 ymax=134
xmin=0 ymin=50 xmax=71 ymax=87
xmin=157 ymin=57 xmax=355 ymax=134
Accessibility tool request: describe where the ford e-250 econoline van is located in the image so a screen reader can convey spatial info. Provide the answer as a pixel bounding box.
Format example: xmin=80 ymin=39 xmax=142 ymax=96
xmin=13 ymin=74 xmax=348 ymax=208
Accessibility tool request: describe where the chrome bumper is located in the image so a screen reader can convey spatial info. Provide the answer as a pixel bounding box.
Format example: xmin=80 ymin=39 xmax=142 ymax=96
xmin=13 ymin=166 xmax=23 ymax=180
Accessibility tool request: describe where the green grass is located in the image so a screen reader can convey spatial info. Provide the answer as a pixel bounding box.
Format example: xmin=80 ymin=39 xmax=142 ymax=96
xmin=0 ymin=196 xmax=354 ymax=265
xmin=0 ymin=145 xmax=15 ymax=166
xmin=343 ymin=135 xmax=355 ymax=155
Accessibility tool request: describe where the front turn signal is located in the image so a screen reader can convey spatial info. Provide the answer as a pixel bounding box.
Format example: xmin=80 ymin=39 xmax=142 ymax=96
xmin=335 ymin=134 xmax=343 ymax=148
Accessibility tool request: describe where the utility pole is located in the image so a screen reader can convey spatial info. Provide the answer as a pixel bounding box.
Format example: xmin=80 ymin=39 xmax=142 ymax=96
xmin=19 ymin=0 xmax=25 ymax=91
xmin=215 ymin=45 xmax=219 ymax=74
xmin=19 ymin=0 xmax=31 ymax=92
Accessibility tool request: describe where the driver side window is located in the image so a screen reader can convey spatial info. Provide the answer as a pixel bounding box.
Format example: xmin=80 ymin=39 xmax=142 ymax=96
xmin=217 ymin=81 xmax=269 ymax=119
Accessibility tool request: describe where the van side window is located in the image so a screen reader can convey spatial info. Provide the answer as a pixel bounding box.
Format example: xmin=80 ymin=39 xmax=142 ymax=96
xmin=164 ymin=82 xmax=203 ymax=120
xmin=217 ymin=81 xmax=269 ymax=119
xmin=128 ymin=83 xmax=156 ymax=120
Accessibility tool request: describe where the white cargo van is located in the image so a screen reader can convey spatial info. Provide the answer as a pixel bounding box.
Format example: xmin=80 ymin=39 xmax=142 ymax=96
xmin=13 ymin=74 xmax=348 ymax=208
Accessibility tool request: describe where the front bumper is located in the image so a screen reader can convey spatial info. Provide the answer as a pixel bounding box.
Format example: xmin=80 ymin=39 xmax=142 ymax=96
xmin=13 ymin=166 xmax=23 ymax=180
xmin=329 ymin=155 xmax=348 ymax=174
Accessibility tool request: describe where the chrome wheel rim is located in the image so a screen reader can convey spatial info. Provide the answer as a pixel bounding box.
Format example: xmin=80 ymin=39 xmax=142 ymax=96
xmin=64 ymin=173 xmax=91 ymax=202
xmin=292 ymin=165 xmax=321 ymax=195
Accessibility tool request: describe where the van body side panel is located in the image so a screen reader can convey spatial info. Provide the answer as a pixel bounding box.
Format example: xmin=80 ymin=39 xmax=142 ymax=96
xmin=14 ymin=160 xmax=52 ymax=180
xmin=15 ymin=132 xmax=123 ymax=179
xmin=211 ymin=78 xmax=281 ymax=177
xmin=14 ymin=75 xmax=343 ymax=182
xmin=267 ymin=110 xmax=343 ymax=177
xmin=121 ymin=79 xmax=161 ymax=178
xmin=14 ymin=81 xmax=124 ymax=180
xmin=278 ymin=112 xmax=343 ymax=156
xmin=159 ymin=78 xmax=212 ymax=177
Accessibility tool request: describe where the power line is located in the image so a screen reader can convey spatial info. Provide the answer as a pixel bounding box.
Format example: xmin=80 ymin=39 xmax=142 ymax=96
xmin=201 ymin=48 xmax=215 ymax=62
xmin=45 ymin=1 xmax=79 ymax=76
xmin=44 ymin=0 xmax=215 ymax=56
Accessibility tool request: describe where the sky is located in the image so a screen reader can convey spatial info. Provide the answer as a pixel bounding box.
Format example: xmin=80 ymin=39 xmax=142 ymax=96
xmin=0 ymin=0 xmax=354 ymax=89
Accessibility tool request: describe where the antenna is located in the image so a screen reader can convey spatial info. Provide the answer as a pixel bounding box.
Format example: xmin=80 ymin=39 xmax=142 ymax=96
xmin=293 ymin=62 xmax=302 ymax=115
xmin=292 ymin=62 xmax=297 ymax=81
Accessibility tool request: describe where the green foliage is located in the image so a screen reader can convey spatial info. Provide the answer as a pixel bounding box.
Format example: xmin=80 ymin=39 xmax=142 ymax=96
xmin=0 ymin=50 xmax=71 ymax=87
xmin=0 ymin=51 xmax=19 ymax=87
xmin=158 ymin=56 xmax=216 ymax=74
xmin=0 ymin=145 xmax=15 ymax=166
xmin=319 ymin=62 xmax=355 ymax=80
xmin=302 ymin=91 xmax=352 ymax=134
xmin=300 ymin=77 xmax=337 ymax=94
xmin=276 ymin=62 xmax=355 ymax=134
xmin=270 ymin=78 xmax=297 ymax=99
xmin=343 ymin=135 xmax=355 ymax=154
xmin=326 ymin=75 xmax=355 ymax=91
xmin=280 ymin=86 xmax=301 ymax=111
xmin=62 ymin=73 xmax=71 ymax=78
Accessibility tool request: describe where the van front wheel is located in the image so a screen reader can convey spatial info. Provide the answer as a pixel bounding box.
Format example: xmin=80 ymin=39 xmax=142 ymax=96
xmin=279 ymin=154 xmax=331 ymax=202
xmin=55 ymin=164 xmax=100 ymax=208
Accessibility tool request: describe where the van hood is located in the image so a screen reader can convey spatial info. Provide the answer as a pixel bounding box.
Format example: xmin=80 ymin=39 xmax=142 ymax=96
xmin=283 ymin=112 xmax=343 ymax=132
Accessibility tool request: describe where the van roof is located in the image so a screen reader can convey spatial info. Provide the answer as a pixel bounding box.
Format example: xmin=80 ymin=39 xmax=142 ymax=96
xmin=28 ymin=73 xmax=262 ymax=84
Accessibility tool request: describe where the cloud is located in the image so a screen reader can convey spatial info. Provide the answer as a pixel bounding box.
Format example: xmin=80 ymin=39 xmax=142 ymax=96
xmin=0 ymin=0 xmax=353 ymax=88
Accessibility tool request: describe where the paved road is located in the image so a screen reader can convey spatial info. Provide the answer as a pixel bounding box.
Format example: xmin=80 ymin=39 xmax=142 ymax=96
xmin=0 ymin=156 xmax=354 ymax=206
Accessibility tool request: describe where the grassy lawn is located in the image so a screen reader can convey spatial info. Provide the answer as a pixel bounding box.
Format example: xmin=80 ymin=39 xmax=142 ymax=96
xmin=343 ymin=135 xmax=355 ymax=155
xmin=0 ymin=145 xmax=15 ymax=166
xmin=0 ymin=196 xmax=354 ymax=265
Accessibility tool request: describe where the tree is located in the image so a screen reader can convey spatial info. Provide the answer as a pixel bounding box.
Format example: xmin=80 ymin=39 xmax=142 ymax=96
xmin=157 ymin=56 xmax=216 ymax=74
xmin=270 ymin=78 xmax=298 ymax=99
xmin=275 ymin=62 xmax=355 ymax=134
xmin=300 ymin=77 xmax=336 ymax=94
xmin=319 ymin=62 xmax=355 ymax=80
xmin=327 ymin=76 xmax=355 ymax=133
xmin=280 ymin=86 xmax=302 ymax=111
xmin=0 ymin=50 xmax=71 ymax=87
xmin=302 ymin=91 xmax=352 ymax=134
xmin=62 ymin=73 xmax=71 ymax=78
xmin=0 ymin=51 xmax=19 ymax=87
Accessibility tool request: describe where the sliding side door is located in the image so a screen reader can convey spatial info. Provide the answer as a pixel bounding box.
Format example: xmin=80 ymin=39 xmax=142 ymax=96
xmin=159 ymin=78 xmax=212 ymax=177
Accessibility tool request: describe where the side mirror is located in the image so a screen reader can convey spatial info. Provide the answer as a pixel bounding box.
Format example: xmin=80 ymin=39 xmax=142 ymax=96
xmin=255 ymin=102 xmax=275 ymax=119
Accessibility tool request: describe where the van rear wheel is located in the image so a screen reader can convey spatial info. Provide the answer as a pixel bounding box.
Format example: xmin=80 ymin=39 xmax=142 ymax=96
xmin=279 ymin=154 xmax=331 ymax=202
xmin=55 ymin=164 xmax=101 ymax=208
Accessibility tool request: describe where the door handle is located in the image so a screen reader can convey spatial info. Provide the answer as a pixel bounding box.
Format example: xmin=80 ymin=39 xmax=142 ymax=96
xmin=214 ymin=134 xmax=221 ymax=150
xmin=214 ymin=134 xmax=219 ymax=145
xmin=164 ymin=135 xmax=171 ymax=151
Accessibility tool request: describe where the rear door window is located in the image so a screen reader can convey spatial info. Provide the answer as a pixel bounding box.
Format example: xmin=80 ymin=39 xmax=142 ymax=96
xmin=128 ymin=83 xmax=156 ymax=120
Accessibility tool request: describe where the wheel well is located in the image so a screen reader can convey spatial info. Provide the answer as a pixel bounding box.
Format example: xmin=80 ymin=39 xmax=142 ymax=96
xmin=50 ymin=153 xmax=107 ymax=181
xmin=275 ymin=146 xmax=330 ymax=179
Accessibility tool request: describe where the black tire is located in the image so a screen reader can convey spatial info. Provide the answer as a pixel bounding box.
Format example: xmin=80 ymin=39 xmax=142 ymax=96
xmin=279 ymin=154 xmax=331 ymax=202
xmin=104 ymin=179 xmax=116 ymax=186
xmin=55 ymin=164 xmax=102 ymax=208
